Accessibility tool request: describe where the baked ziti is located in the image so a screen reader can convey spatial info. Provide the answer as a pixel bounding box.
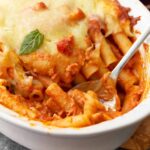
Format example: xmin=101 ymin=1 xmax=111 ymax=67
xmin=0 ymin=0 xmax=144 ymax=127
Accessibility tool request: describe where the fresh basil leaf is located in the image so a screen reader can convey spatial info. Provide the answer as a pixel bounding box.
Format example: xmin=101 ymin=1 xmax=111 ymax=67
xmin=19 ymin=29 xmax=44 ymax=55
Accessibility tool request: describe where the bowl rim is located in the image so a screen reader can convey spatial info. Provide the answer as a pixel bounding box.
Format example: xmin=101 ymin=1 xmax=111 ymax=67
xmin=0 ymin=0 xmax=150 ymax=138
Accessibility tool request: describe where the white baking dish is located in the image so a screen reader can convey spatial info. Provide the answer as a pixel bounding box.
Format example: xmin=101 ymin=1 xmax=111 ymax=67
xmin=0 ymin=0 xmax=150 ymax=150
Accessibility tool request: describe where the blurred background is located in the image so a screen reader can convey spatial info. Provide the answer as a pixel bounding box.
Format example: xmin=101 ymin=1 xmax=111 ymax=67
xmin=141 ymin=0 xmax=150 ymax=10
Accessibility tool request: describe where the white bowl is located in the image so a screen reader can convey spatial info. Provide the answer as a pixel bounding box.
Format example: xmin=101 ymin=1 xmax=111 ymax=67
xmin=0 ymin=0 xmax=150 ymax=150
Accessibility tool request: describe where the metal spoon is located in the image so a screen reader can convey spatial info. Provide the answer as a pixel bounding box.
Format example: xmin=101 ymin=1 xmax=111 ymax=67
xmin=73 ymin=25 xmax=150 ymax=110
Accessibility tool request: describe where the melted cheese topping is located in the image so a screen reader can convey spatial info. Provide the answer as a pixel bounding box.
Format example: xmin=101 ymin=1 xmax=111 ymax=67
xmin=0 ymin=0 xmax=122 ymax=54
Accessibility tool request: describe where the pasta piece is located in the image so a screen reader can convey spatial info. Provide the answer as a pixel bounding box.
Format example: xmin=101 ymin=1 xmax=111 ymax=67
xmin=37 ymin=75 xmax=52 ymax=87
xmin=68 ymin=89 xmax=85 ymax=110
xmin=115 ymin=94 xmax=121 ymax=111
xmin=89 ymin=72 xmax=100 ymax=80
xmin=82 ymin=61 xmax=99 ymax=79
xmin=118 ymin=69 xmax=139 ymax=92
xmin=122 ymin=20 xmax=134 ymax=37
xmin=20 ymin=52 xmax=56 ymax=76
xmin=98 ymin=57 xmax=109 ymax=77
xmin=124 ymin=53 xmax=140 ymax=69
xmin=50 ymin=114 xmax=91 ymax=128
xmin=96 ymin=72 xmax=117 ymax=101
xmin=88 ymin=16 xmax=117 ymax=67
xmin=82 ymin=15 xmax=104 ymax=79
xmin=0 ymin=45 xmax=34 ymax=97
xmin=0 ymin=86 xmax=37 ymax=119
xmin=0 ymin=45 xmax=15 ymax=79
xmin=115 ymin=0 xmax=140 ymax=37
xmin=29 ymin=89 xmax=44 ymax=102
xmin=122 ymin=86 xmax=143 ymax=113
xmin=46 ymin=83 xmax=72 ymax=113
xmin=82 ymin=45 xmax=101 ymax=79
xmin=49 ymin=91 xmax=106 ymax=127
xmin=84 ymin=91 xmax=105 ymax=115
xmin=0 ymin=79 xmax=7 ymax=86
xmin=107 ymin=111 xmax=122 ymax=119
xmin=46 ymin=83 xmax=81 ymax=115
xmin=13 ymin=64 xmax=34 ymax=98
xmin=82 ymin=45 xmax=101 ymax=78
xmin=107 ymin=40 xmax=122 ymax=60
xmin=112 ymin=32 xmax=132 ymax=54
xmin=32 ymin=79 xmax=44 ymax=91
xmin=84 ymin=91 xmax=109 ymax=123
xmin=131 ymin=53 xmax=144 ymax=80
xmin=83 ymin=91 xmax=111 ymax=123
xmin=43 ymin=98 xmax=63 ymax=116
xmin=100 ymin=37 xmax=117 ymax=67
xmin=74 ymin=73 xmax=86 ymax=84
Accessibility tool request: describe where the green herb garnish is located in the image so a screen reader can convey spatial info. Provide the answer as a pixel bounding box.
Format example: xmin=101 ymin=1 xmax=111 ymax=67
xmin=19 ymin=29 xmax=44 ymax=55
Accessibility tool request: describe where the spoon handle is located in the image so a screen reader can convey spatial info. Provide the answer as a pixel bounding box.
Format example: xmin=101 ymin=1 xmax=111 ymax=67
xmin=110 ymin=25 xmax=150 ymax=81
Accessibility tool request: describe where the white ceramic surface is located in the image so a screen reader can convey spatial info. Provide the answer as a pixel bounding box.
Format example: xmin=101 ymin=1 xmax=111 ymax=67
xmin=0 ymin=0 xmax=150 ymax=150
